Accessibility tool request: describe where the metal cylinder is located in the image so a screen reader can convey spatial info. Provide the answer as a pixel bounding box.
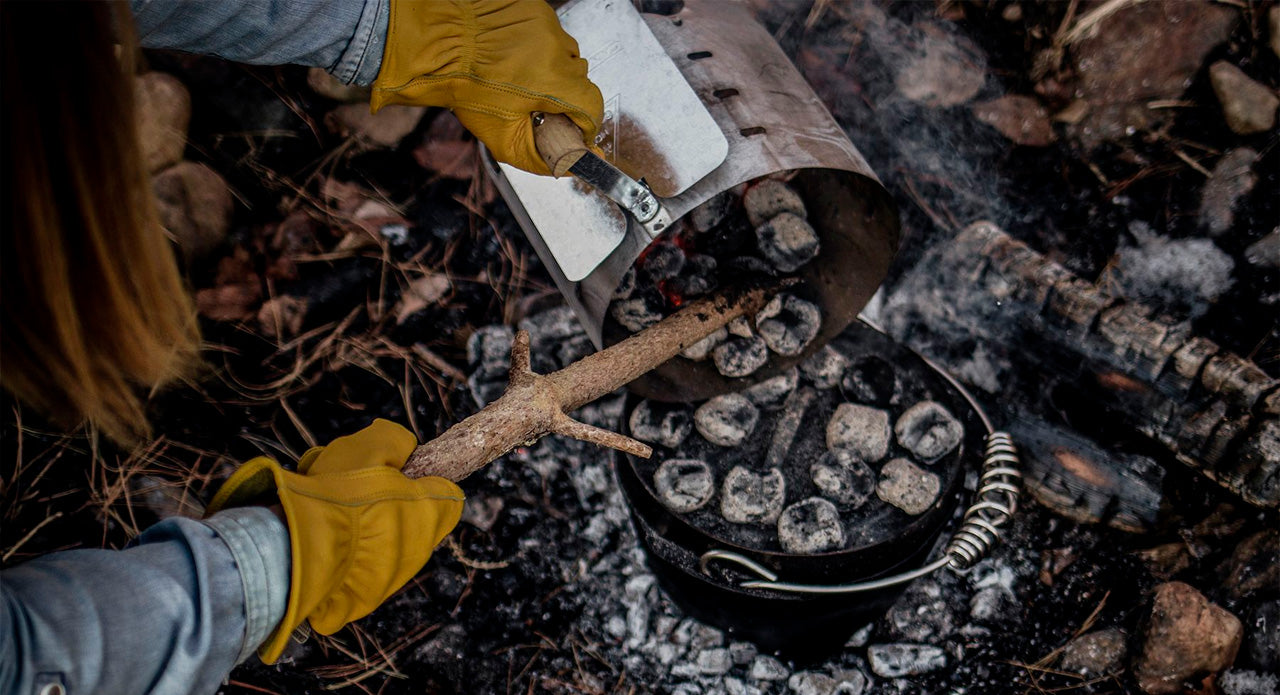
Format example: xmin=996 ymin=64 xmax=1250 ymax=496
xmin=489 ymin=0 xmax=899 ymax=401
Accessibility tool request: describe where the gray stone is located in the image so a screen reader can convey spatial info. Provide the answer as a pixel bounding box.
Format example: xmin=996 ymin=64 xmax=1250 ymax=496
xmin=744 ymin=179 xmax=807 ymax=228
xmin=629 ymin=400 xmax=693 ymax=448
xmin=721 ymin=467 xmax=786 ymax=524
xmin=1210 ymin=61 xmax=1279 ymax=135
xmin=876 ymin=458 xmax=942 ymax=515
xmin=756 ymin=213 xmax=820 ymax=273
xmin=810 ymin=450 xmax=875 ymax=508
xmin=895 ymin=401 xmax=964 ymax=462
xmin=729 ymin=641 xmax=758 ymax=666
xmin=777 ymin=497 xmax=845 ymax=554
xmin=788 ymin=671 xmax=837 ymax=695
xmin=1200 ymin=148 xmax=1260 ymax=236
xmin=1059 ymin=628 xmax=1127 ymax=677
xmin=827 ymin=404 xmax=891 ymax=461
xmin=758 ymin=294 xmax=822 ymax=357
xmin=695 ymin=394 xmax=760 ymax=447
xmin=867 ymin=644 xmax=947 ymax=677
xmin=744 ymin=369 xmax=798 ymax=410
xmin=697 ymin=648 xmax=733 ymax=675
xmin=800 ymin=346 xmax=848 ymax=389
xmin=713 ymin=336 xmax=770 ymax=378
xmin=749 ymin=654 xmax=790 ymax=681
xmin=682 ymin=327 xmax=727 ymax=361
xmin=1245 ymin=228 xmax=1280 ymax=270
xmin=654 ymin=459 xmax=716 ymax=513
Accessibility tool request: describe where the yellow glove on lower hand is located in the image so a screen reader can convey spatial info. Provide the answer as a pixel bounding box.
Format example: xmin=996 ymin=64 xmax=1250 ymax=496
xmin=371 ymin=0 xmax=604 ymax=175
xmin=206 ymin=419 xmax=464 ymax=663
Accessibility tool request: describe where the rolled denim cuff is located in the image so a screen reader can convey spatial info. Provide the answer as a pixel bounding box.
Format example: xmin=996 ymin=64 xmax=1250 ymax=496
xmin=335 ymin=0 xmax=389 ymax=86
xmin=203 ymin=508 xmax=292 ymax=663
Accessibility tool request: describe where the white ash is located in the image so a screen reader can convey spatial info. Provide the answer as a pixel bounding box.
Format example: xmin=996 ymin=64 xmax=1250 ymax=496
xmin=1110 ymin=221 xmax=1234 ymax=321
xmin=641 ymin=242 xmax=687 ymax=282
xmin=743 ymin=179 xmax=807 ymax=228
xmin=1219 ymin=670 xmax=1280 ymax=695
xmin=757 ymin=294 xmax=822 ymax=357
xmin=744 ymin=368 xmax=798 ymax=410
xmin=749 ymin=655 xmax=790 ymax=681
xmin=654 ymin=459 xmax=716 ymax=513
xmin=876 ymin=458 xmax=942 ymax=515
xmin=720 ymin=466 xmax=786 ymax=524
xmin=696 ymin=647 xmax=733 ymax=675
xmin=777 ymin=497 xmax=845 ymax=554
xmin=800 ymin=346 xmax=848 ymax=389
xmin=694 ymin=394 xmax=760 ymax=447
xmin=681 ymin=327 xmax=727 ymax=361
xmin=756 ymin=212 xmax=821 ymax=273
xmin=895 ymin=400 xmax=964 ymax=461
xmin=826 ymin=403 xmax=891 ymax=461
xmin=690 ymin=190 xmax=735 ymax=232
xmin=629 ymin=400 xmax=693 ymax=448
xmin=612 ymin=266 xmax=637 ymax=300
xmin=887 ymin=579 xmax=955 ymax=643
xmin=810 ymin=450 xmax=875 ymax=508
xmin=712 ymin=335 xmax=769 ymax=378
xmin=611 ymin=296 xmax=664 ymax=332
xmin=867 ymin=643 xmax=947 ymax=677
xmin=841 ymin=356 xmax=899 ymax=406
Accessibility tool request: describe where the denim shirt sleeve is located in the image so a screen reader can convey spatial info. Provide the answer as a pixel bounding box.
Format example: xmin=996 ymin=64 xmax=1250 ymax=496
xmin=0 ymin=507 xmax=290 ymax=695
xmin=129 ymin=0 xmax=390 ymax=85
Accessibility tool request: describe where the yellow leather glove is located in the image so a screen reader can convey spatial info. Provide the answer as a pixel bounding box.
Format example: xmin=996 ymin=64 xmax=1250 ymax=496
xmin=370 ymin=0 xmax=604 ymax=175
xmin=206 ymin=419 xmax=464 ymax=663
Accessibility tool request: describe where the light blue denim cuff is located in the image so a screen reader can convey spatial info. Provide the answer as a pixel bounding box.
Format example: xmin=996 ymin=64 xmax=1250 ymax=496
xmin=203 ymin=508 xmax=292 ymax=663
xmin=336 ymin=0 xmax=389 ymax=86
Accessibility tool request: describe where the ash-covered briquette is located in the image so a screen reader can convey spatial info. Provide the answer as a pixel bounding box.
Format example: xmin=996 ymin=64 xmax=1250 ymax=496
xmin=743 ymin=369 xmax=798 ymax=410
xmin=681 ymin=326 xmax=727 ymax=361
xmin=756 ymin=293 xmax=822 ymax=357
xmin=711 ymin=335 xmax=769 ymax=378
xmin=629 ymin=400 xmax=693 ymax=449
xmin=777 ymin=497 xmax=845 ymax=554
xmin=640 ymin=242 xmax=687 ymax=283
xmin=611 ymin=266 xmax=636 ymax=300
xmin=755 ymin=213 xmax=820 ymax=273
xmin=895 ymin=400 xmax=964 ymax=461
xmin=743 ymin=179 xmax=807 ymax=228
xmin=689 ymin=190 xmax=735 ymax=232
xmin=810 ymin=450 xmax=875 ymax=508
xmin=876 ymin=457 xmax=942 ymax=515
xmin=694 ymin=394 xmax=760 ymax=447
xmin=827 ymin=403 xmax=891 ymax=461
xmin=610 ymin=293 xmax=664 ymax=333
xmin=720 ymin=466 xmax=786 ymax=524
xmin=664 ymin=253 xmax=718 ymax=300
xmin=799 ymin=345 xmax=848 ymax=389
xmin=654 ymin=459 xmax=715 ymax=513
xmin=842 ymin=355 xmax=899 ymax=406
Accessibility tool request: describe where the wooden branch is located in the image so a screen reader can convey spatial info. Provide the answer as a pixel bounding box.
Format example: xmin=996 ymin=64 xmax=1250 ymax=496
xmin=402 ymin=284 xmax=785 ymax=482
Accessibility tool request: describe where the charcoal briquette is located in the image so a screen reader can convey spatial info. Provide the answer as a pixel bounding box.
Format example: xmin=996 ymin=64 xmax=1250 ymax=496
xmin=744 ymin=368 xmax=798 ymax=410
xmin=681 ymin=327 xmax=727 ymax=361
xmin=876 ymin=457 xmax=942 ymax=516
xmin=757 ymin=294 xmax=821 ymax=357
xmin=629 ymin=400 xmax=693 ymax=448
xmin=694 ymin=393 xmax=760 ymax=447
xmin=842 ymin=355 xmax=899 ymax=406
xmin=826 ymin=403 xmax=891 ymax=461
xmin=690 ymin=191 xmax=735 ymax=232
xmin=810 ymin=450 xmax=875 ymax=508
xmin=712 ymin=335 xmax=769 ymax=378
xmin=800 ymin=345 xmax=849 ymax=389
xmin=895 ymin=401 xmax=964 ymax=461
xmin=755 ymin=212 xmax=820 ymax=273
xmin=640 ymin=242 xmax=686 ymax=283
xmin=654 ymin=459 xmax=716 ymax=513
xmin=612 ymin=266 xmax=637 ymax=300
xmin=610 ymin=294 xmax=664 ymax=333
xmin=720 ymin=466 xmax=786 ymax=524
xmin=777 ymin=497 xmax=845 ymax=554
xmin=743 ymin=179 xmax=807 ymax=228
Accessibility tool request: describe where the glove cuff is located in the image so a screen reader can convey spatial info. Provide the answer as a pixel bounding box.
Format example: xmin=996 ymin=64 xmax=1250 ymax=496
xmin=205 ymin=457 xmax=285 ymax=517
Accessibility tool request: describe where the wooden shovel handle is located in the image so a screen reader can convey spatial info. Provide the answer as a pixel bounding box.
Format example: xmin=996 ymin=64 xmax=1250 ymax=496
xmin=532 ymin=112 xmax=589 ymax=177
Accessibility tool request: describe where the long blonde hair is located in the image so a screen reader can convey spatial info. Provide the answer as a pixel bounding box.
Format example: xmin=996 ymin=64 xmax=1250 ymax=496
xmin=1 ymin=1 xmax=201 ymax=443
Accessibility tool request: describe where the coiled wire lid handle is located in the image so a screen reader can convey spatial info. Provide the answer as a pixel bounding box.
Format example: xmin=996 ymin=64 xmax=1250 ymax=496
xmin=698 ymin=342 xmax=1022 ymax=595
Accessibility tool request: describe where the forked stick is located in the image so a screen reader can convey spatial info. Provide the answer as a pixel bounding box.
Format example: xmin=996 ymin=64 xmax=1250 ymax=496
xmin=403 ymin=284 xmax=785 ymax=482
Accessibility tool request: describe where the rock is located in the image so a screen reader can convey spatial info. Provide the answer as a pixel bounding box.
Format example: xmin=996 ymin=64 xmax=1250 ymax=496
xmin=721 ymin=466 xmax=786 ymax=524
xmin=826 ymin=404 xmax=891 ymax=461
xmin=135 ymin=72 xmax=191 ymax=173
xmin=1200 ymin=149 xmax=1260 ymax=236
xmin=327 ymin=104 xmax=426 ymax=147
xmin=694 ymin=394 xmax=760 ymax=447
xmin=629 ymin=400 xmax=693 ymax=448
xmin=654 ymin=459 xmax=716 ymax=513
xmin=1060 ymin=628 xmax=1127 ymax=677
xmin=743 ymin=179 xmax=806 ymax=228
xmin=788 ymin=672 xmax=837 ymax=695
xmin=744 ymin=369 xmax=798 ymax=410
xmin=867 ymin=644 xmax=947 ymax=677
xmin=749 ymin=654 xmax=790 ymax=681
xmin=1110 ymin=223 xmax=1234 ymax=321
xmin=887 ymin=579 xmax=955 ymax=643
xmin=682 ymin=327 xmax=727 ymax=361
xmin=800 ymin=346 xmax=848 ymax=389
xmin=894 ymin=24 xmax=985 ymax=107
xmin=1068 ymin=1 xmax=1237 ymax=147
xmin=810 ymin=450 xmax=875 ymax=508
xmin=729 ymin=641 xmax=758 ymax=666
xmin=712 ymin=335 xmax=769 ymax=378
xmin=306 ymin=67 xmax=372 ymax=102
xmin=756 ymin=213 xmax=821 ymax=273
xmin=697 ymin=648 xmax=733 ymax=675
xmin=757 ymin=294 xmax=822 ymax=357
xmin=972 ymin=95 xmax=1056 ymax=146
xmin=876 ymin=458 xmax=942 ymax=516
xmin=777 ymin=497 xmax=845 ymax=554
xmin=1210 ymin=62 xmax=1279 ymax=135
xmin=1245 ymin=228 xmax=1280 ymax=270
xmin=152 ymin=162 xmax=234 ymax=263
xmin=256 ymin=295 xmax=308 ymax=339
xmin=1133 ymin=582 xmax=1243 ymax=695
xmin=894 ymin=401 xmax=964 ymax=462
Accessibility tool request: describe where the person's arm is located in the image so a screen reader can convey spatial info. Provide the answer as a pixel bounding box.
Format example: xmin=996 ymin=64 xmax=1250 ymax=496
xmin=128 ymin=0 xmax=389 ymax=85
xmin=0 ymin=507 xmax=290 ymax=695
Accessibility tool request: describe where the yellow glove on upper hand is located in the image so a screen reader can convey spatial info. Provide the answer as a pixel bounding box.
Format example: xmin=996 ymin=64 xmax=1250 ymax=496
xmin=371 ymin=0 xmax=604 ymax=175
xmin=206 ymin=419 xmax=464 ymax=663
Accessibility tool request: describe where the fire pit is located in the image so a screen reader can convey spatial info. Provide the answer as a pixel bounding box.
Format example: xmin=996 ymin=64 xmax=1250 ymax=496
xmin=615 ymin=319 xmax=1021 ymax=657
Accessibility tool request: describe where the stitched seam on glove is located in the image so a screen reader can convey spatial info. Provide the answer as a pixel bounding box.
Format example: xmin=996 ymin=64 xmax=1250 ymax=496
xmin=377 ymin=72 xmax=595 ymax=125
